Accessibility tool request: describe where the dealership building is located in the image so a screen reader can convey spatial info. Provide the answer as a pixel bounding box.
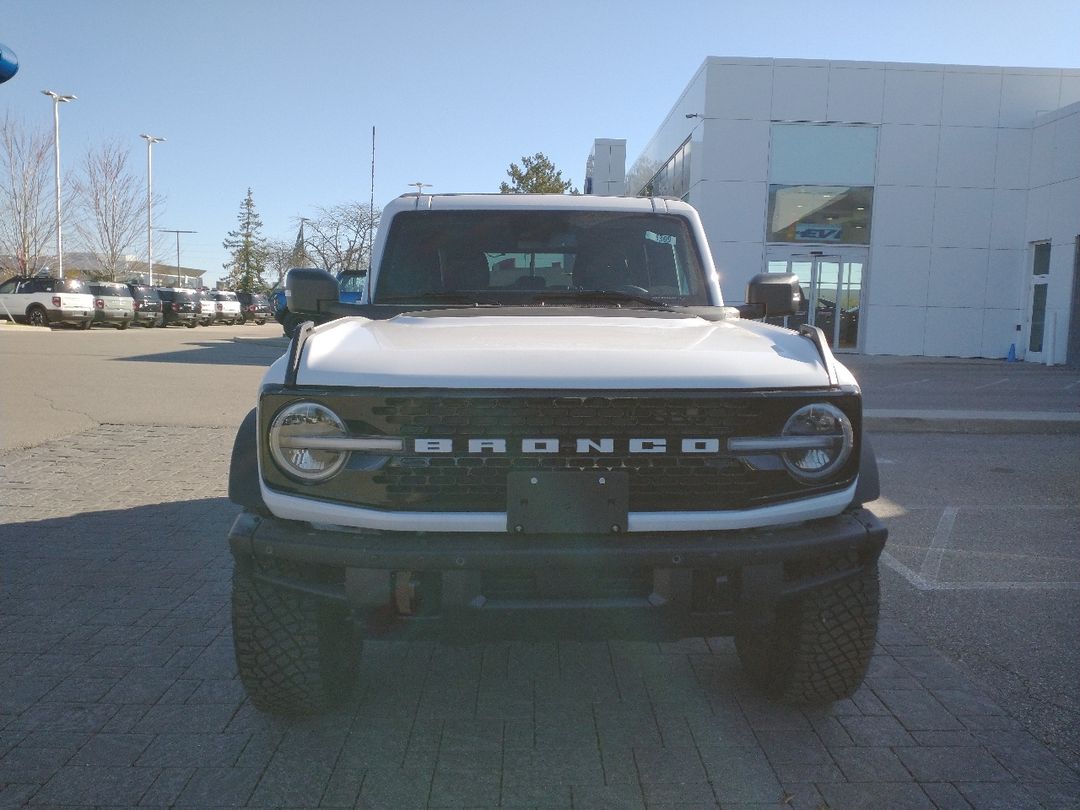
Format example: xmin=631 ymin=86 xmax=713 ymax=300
xmin=586 ymin=57 xmax=1080 ymax=363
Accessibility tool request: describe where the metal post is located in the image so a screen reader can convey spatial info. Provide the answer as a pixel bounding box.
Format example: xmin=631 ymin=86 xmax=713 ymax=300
xmin=140 ymin=135 xmax=165 ymax=285
xmin=157 ymin=229 xmax=196 ymax=287
xmin=42 ymin=90 xmax=76 ymax=278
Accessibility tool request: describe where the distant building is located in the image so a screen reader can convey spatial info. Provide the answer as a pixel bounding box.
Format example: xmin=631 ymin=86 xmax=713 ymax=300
xmin=587 ymin=57 xmax=1080 ymax=364
xmin=0 ymin=252 xmax=205 ymax=288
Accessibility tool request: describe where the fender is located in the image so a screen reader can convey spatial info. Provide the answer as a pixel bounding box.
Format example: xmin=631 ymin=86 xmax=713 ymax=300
xmin=228 ymin=408 xmax=268 ymax=515
xmin=852 ymin=433 xmax=881 ymax=507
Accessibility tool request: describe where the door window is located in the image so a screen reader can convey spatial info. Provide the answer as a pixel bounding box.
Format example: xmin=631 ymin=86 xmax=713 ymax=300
xmin=1028 ymin=242 xmax=1051 ymax=355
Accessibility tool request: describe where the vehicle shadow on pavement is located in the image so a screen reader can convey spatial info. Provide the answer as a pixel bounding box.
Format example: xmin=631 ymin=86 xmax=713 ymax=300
xmin=114 ymin=337 xmax=289 ymax=367
xmin=3 ymin=500 xmax=1079 ymax=807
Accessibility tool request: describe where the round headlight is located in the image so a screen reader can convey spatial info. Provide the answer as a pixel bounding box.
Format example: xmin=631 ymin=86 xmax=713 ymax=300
xmin=781 ymin=403 xmax=854 ymax=481
xmin=269 ymin=402 xmax=349 ymax=482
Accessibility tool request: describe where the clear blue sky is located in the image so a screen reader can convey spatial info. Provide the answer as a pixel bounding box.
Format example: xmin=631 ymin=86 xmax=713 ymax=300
xmin=4 ymin=0 xmax=1078 ymax=286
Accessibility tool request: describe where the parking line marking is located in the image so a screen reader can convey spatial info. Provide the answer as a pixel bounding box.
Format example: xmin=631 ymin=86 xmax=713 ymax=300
xmin=970 ymin=378 xmax=1008 ymax=390
xmin=920 ymin=506 xmax=958 ymax=580
xmin=880 ymin=551 xmax=1080 ymax=591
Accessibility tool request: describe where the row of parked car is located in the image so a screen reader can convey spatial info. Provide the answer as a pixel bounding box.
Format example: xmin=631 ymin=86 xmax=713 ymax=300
xmin=0 ymin=275 xmax=271 ymax=330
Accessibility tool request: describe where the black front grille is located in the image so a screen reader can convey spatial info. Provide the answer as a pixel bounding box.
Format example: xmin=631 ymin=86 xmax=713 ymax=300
xmin=260 ymin=389 xmax=861 ymax=513
xmin=377 ymin=454 xmax=753 ymax=511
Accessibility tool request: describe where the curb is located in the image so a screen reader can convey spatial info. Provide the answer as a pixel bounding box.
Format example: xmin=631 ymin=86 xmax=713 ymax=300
xmin=866 ymin=409 xmax=1080 ymax=434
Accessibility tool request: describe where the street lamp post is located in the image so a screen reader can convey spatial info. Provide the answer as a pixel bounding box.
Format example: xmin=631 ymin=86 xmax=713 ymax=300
xmin=157 ymin=229 xmax=196 ymax=287
xmin=41 ymin=90 xmax=76 ymax=279
xmin=140 ymin=134 xmax=165 ymax=285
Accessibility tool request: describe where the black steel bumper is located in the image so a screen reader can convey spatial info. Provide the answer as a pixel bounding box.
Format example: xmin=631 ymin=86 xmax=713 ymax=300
xmin=46 ymin=308 xmax=92 ymax=326
xmin=228 ymin=508 xmax=886 ymax=640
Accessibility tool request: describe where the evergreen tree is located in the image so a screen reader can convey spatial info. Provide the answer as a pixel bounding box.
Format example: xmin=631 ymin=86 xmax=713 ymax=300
xmin=222 ymin=188 xmax=269 ymax=291
xmin=499 ymin=153 xmax=578 ymax=194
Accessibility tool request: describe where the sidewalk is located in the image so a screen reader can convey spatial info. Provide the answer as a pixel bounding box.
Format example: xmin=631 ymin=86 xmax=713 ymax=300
xmin=842 ymin=355 xmax=1080 ymax=434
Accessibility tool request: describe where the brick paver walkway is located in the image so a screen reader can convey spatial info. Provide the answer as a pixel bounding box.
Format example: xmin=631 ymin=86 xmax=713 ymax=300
xmin=1 ymin=427 xmax=1077 ymax=808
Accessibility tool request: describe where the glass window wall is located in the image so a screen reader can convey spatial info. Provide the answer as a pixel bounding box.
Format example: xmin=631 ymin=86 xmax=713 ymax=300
xmin=767 ymin=185 xmax=873 ymax=245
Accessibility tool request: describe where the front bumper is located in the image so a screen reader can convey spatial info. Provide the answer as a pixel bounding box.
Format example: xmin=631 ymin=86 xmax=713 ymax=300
xmin=228 ymin=508 xmax=886 ymax=639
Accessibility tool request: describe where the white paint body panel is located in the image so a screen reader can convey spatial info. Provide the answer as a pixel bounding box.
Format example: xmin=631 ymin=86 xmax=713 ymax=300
xmin=260 ymin=480 xmax=858 ymax=533
xmin=290 ymin=314 xmax=840 ymax=390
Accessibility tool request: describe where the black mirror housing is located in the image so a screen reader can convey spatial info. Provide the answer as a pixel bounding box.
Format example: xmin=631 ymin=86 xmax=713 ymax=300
xmin=286 ymin=267 xmax=338 ymax=315
xmin=745 ymin=273 xmax=801 ymax=317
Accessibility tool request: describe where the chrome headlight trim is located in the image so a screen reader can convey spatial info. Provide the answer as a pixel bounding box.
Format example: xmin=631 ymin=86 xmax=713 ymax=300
xmin=268 ymin=402 xmax=350 ymax=483
xmin=778 ymin=402 xmax=854 ymax=482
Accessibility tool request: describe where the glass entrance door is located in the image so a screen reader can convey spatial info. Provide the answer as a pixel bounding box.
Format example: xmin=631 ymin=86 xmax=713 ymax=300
xmin=766 ymin=252 xmax=863 ymax=350
xmin=1024 ymin=242 xmax=1051 ymax=362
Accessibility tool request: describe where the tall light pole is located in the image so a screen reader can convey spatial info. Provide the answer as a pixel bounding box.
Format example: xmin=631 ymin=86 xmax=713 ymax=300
xmin=158 ymin=228 xmax=196 ymax=287
xmin=42 ymin=90 xmax=76 ymax=279
xmin=140 ymin=134 xmax=165 ymax=285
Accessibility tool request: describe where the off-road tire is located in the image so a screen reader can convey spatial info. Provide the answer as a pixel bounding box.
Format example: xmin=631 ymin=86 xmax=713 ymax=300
xmin=26 ymin=305 xmax=48 ymax=327
xmin=735 ymin=556 xmax=879 ymax=704
xmin=118 ymin=321 xmax=129 ymax=330
xmin=186 ymin=321 xmax=197 ymax=328
xmin=232 ymin=562 xmax=361 ymax=715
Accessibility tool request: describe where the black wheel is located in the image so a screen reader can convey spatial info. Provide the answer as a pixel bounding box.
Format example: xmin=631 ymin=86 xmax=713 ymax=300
xmin=79 ymin=319 xmax=93 ymax=330
xmin=186 ymin=321 xmax=197 ymax=328
xmin=232 ymin=561 xmax=361 ymax=715
xmin=255 ymin=319 xmax=266 ymax=326
xmin=735 ymin=556 xmax=879 ymax=704
xmin=26 ymin=305 xmax=48 ymax=327
xmin=118 ymin=321 xmax=130 ymax=330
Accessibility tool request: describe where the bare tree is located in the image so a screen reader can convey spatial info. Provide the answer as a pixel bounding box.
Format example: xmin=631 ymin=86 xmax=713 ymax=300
xmin=303 ymin=202 xmax=380 ymax=275
xmin=264 ymin=238 xmax=295 ymax=287
xmin=72 ymin=139 xmax=146 ymax=280
xmin=0 ymin=113 xmax=54 ymax=276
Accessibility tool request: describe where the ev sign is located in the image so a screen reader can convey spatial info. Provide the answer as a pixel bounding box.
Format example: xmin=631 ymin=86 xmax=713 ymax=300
xmin=796 ymin=223 xmax=842 ymax=241
xmin=0 ymin=43 xmax=18 ymax=84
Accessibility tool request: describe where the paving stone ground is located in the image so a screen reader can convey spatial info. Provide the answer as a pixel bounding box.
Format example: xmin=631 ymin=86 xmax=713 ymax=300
xmin=1 ymin=427 xmax=1078 ymax=809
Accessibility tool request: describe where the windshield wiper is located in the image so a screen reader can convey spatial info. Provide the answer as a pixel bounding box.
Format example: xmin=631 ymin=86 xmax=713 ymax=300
xmin=378 ymin=292 xmax=502 ymax=306
xmin=526 ymin=289 xmax=674 ymax=309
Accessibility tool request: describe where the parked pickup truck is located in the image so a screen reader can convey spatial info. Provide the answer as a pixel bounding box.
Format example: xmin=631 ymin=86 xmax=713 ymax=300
xmin=227 ymin=193 xmax=886 ymax=715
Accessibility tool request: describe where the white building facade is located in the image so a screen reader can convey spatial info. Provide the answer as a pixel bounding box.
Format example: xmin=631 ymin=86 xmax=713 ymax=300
xmin=590 ymin=57 xmax=1080 ymax=362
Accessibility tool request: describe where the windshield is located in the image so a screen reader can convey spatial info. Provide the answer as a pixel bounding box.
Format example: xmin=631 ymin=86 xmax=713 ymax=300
xmin=374 ymin=211 xmax=709 ymax=306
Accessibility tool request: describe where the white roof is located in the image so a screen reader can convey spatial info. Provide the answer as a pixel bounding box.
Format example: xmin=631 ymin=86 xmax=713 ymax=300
xmin=382 ymin=193 xmax=693 ymax=217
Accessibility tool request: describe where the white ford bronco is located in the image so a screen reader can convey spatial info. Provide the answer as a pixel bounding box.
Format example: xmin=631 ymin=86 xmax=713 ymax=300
xmin=227 ymin=193 xmax=886 ymax=715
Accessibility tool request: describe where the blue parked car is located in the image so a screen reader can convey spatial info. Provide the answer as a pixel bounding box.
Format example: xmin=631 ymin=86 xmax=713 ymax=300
xmin=337 ymin=271 xmax=366 ymax=304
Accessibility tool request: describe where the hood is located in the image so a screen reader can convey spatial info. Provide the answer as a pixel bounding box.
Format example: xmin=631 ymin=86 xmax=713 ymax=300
xmin=276 ymin=312 xmax=842 ymax=390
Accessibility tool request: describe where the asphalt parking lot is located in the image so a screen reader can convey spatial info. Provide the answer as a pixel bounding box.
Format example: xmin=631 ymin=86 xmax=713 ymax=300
xmin=1 ymin=322 xmax=1078 ymax=809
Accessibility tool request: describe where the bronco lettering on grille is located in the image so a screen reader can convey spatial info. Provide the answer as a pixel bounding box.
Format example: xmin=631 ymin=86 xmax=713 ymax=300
xmin=412 ymin=438 xmax=724 ymax=455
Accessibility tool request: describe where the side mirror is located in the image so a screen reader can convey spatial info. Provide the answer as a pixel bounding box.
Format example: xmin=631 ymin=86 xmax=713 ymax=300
xmin=744 ymin=273 xmax=801 ymax=318
xmin=285 ymin=267 xmax=338 ymax=314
